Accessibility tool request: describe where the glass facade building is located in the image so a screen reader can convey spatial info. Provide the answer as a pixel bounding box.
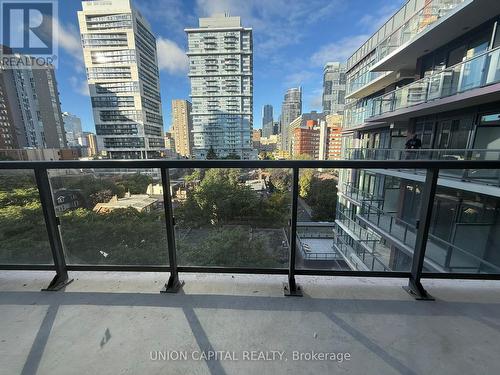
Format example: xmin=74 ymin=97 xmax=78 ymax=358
xmin=337 ymin=0 xmax=500 ymax=274
xmin=78 ymin=0 xmax=164 ymax=159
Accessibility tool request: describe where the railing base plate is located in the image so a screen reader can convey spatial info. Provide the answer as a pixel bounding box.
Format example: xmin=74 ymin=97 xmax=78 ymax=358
xmin=161 ymin=277 xmax=184 ymax=294
xmin=41 ymin=275 xmax=74 ymax=291
xmin=403 ymin=282 xmax=434 ymax=301
xmin=283 ymin=282 xmax=303 ymax=297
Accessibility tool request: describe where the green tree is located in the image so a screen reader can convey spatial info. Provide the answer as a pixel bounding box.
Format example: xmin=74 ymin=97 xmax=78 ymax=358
xmin=206 ymin=146 xmax=217 ymax=160
xmin=306 ymin=178 xmax=338 ymax=221
xmin=299 ymin=169 xmax=314 ymax=198
xmin=178 ymin=227 xmax=282 ymax=267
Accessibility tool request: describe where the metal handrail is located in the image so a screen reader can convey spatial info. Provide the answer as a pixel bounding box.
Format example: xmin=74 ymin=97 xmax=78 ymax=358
xmin=1 ymin=159 xmax=500 ymax=296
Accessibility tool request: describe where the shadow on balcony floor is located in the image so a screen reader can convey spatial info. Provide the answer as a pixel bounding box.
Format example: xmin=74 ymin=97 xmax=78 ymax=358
xmin=0 ymin=272 xmax=499 ymax=375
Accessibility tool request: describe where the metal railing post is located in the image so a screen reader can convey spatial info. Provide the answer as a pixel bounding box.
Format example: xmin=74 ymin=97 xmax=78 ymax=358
xmin=284 ymin=167 xmax=302 ymax=296
xmin=34 ymin=168 xmax=73 ymax=291
xmin=160 ymin=168 xmax=183 ymax=293
xmin=403 ymin=168 xmax=439 ymax=300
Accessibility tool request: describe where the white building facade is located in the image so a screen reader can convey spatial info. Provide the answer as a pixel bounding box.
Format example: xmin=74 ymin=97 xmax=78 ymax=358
xmin=186 ymin=14 xmax=254 ymax=159
xmin=78 ymin=0 xmax=164 ymax=159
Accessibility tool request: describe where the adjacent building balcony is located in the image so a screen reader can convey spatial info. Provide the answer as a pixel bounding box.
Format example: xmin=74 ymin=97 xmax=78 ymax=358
xmin=343 ymin=147 xmax=500 ymax=189
xmin=368 ymin=47 xmax=500 ymax=122
xmin=370 ymin=0 xmax=500 ymax=72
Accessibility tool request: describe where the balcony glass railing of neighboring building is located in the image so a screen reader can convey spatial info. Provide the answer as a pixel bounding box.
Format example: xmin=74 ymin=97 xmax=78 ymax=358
xmin=343 ymin=147 xmax=500 ymax=186
xmin=334 ymin=224 xmax=391 ymax=272
xmin=359 ymin=200 xmax=500 ymax=274
xmin=335 ymin=209 xmax=393 ymax=271
xmin=343 ymin=148 xmax=500 ymax=161
xmin=340 ymin=181 xmax=384 ymax=208
xmin=370 ymin=46 xmax=500 ymax=118
xmin=346 ymin=71 xmax=386 ymax=96
xmin=375 ymin=0 xmax=466 ymax=64
xmin=0 ymin=159 xmax=499 ymax=297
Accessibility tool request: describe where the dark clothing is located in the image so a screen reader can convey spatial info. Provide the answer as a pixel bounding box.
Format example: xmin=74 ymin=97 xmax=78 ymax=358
xmin=405 ymin=137 xmax=422 ymax=150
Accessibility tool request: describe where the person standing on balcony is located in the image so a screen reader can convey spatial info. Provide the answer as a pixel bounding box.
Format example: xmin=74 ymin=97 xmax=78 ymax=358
xmin=405 ymin=134 xmax=422 ymax=159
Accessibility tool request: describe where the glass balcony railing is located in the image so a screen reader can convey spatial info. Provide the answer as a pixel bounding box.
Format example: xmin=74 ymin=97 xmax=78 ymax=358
xmin=371 ymin=46 xmax=500 ymax=118
xmin=340 ymin=181 xmax=384 ymax=208
xmin=375 ymin=0 xmax=466 ymax=64
xmin=359 ymin=200 xmax=500 ymax=274
xmin=343 ymin=148 xmax=500 ymax=186
xmin=346 ymin=71 xmax=386 ymax=96
xmin=343 ymin=148 xmax=500 ymax=161
xmin=0 ymin=159 xmax=499 ymax=295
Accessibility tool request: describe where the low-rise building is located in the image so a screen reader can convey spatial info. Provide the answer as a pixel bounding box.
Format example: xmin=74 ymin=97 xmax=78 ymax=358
xmin=93 ymin=192 xmax=160 ymax=213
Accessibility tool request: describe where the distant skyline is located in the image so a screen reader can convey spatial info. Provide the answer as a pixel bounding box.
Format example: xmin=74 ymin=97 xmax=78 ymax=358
xmin=54 ymin=0 xmax=405 ymax=132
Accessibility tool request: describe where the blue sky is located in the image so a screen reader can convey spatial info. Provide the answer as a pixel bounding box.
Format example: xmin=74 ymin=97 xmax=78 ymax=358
xmin=55 ymin=0 xmax=405 ymax=132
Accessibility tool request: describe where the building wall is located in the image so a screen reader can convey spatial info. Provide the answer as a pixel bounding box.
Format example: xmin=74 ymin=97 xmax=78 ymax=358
xmin=262 ymin=104 xmax=273 ymax=138
xmin=322 ymin=62 xmax=346 ymax=115
xmin=32 ymin=67 xmax=67 ymax=148
xmin=336 ymin=1 xmax=500 ymax=274
xmin=186 ymin=14 xmax=254 ymax=159
xmin=0 ymin=71 xmax=17 ymax=150
xmin=293 ymin=125 xmax=320 ymax=159
xmin=0 ymin=53 xmax=65 ymax=149
xmin=63 ymin=112 xmax=83 ymax=147
xmin=171 ymin=99 xmax=193 ymax=157
xmin=280 ymin=87 xmax=302 ymax=151
xmin=78 ymin=0 xmax=164 ymax=159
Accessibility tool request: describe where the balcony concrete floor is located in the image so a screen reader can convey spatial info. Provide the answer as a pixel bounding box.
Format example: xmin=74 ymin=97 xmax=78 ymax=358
xmin=0 ymin=272 xmax=499 ymax=375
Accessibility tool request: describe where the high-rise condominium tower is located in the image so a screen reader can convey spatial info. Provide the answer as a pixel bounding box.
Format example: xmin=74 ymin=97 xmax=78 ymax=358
xmin=171 ymin=99 xmax=193 ymax=158
xmin=62 ymin=112 xmax=83 ymax=147
xmin=262 ymin=104 xmax=273 ymax=138
xmin=186 ymin=14 xmax=254 ymax=159
xmin=322 ymin=62 xmax=346 ymax=115
xmin=280 ymin=87 xmax=302 ymax=152
xmin=0 ymin=49 xmax=66 ymax=149
xmin=78 ymin=0 xmax=164 ymax=159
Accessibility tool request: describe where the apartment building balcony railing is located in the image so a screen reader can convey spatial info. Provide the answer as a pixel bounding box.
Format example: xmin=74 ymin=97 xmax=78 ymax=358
xmin=373 ymin=0 xmax=465 ymax=67
xmin=340 ymin=181 xmax=384 ymax=208
xmin=343 ymin=147 xmax=500 ymax=186
xmin=0 ymin=159 xmax=499 ymax=300
xmin=334 ymin=210 xmax=392 ymax=272
xmin=370 ymin=46 xmax=500 ymax=119
xmin=359 ymin=200 xmax=500 ymax=274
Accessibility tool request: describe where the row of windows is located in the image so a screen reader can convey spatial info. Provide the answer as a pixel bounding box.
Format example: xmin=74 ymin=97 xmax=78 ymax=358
xmin=145 ymin=111 xmax=163 ymax=125
xmin=96 ymin=123 xmax=138 ymax=135
xmin=144 ymin=124 xmax=162 ymax=137
xmin=104 ymin=137 xmax=145 ymax=148
xmin=142 ymin=97 xmax=160 ymax=112
xmin=92 ymin=96 xmax=135 ymax=108
xmin=95 ymin=81 xmax=139 ymax=94
xmin=91 ymin=49 xmax=136 ymax=64
xmin=99 ymin=110 xmax=143 ymax=122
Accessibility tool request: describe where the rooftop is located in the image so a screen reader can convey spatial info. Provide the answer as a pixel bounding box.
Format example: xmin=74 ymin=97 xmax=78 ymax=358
xmin=1 ymin=271 xmax=499 ymax=375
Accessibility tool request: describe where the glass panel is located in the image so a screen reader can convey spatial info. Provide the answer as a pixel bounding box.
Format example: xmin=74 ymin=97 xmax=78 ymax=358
xmin=301 ymin=169 xmax=424 ymax=272
xmin=295 ymin=168 xmax=345 ymax=269
xmin=48 ymin=168 xmax=168 ymax=265
xmin=423 ymin=182 xmax=500 ymax=274
xmin=370 ymin=47 xmax=500 ymax=118
xmin=0 ymin=170 xmax=52 ymax=264
xmin=172 ymin=168 xmax=290 ymax=268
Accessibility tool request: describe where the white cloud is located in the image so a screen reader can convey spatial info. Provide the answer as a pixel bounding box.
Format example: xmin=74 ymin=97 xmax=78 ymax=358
xmin=195 ymin=0 xmax=341 ymax=54
xmin=157 ymin=38 xmax=189 ymax=75
xmin=311 ymin=34 xmax=370 ymax=67
xmin=69 ymin=76 xmax=89 ymax=97
xmin=53 ymin=18 xmax=83 ymax=64
xmin=284 ymin=71 xmax=316 ymax=87
xmin=357 ymin=4 xmax=401 ymax=32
